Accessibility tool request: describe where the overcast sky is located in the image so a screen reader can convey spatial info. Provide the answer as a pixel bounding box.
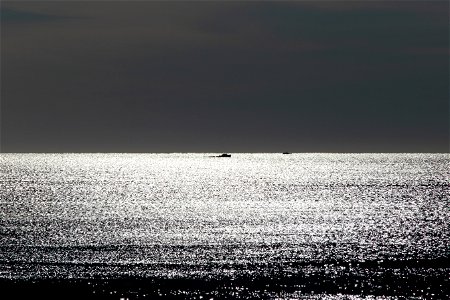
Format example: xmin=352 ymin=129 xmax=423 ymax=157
xmin=1 ymin=1 xmax=448 ymax=153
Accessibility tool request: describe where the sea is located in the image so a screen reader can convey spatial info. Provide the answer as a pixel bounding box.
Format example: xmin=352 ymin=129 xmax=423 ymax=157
xmin=0 ymin=153 xmax=448 ymax=299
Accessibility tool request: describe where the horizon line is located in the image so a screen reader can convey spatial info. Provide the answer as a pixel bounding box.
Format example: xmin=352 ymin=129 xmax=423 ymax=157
xmin=1 ymin=152 xmax=448 ymax=154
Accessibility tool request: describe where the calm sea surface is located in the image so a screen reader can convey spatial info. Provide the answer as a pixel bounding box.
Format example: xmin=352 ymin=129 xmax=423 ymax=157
xmin=0 ymin=153 xmax=448 ymax=299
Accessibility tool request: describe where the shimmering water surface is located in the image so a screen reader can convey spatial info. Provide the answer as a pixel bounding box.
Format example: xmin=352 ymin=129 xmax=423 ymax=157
xmin=0 ymin=153 xmax=448 ymax=299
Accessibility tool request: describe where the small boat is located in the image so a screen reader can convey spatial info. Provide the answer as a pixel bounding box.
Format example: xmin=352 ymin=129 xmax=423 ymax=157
xmin=217 ymin=153 xmax=231 ymax=157
xmin=282 ymin=152 xmax=291 ymax=154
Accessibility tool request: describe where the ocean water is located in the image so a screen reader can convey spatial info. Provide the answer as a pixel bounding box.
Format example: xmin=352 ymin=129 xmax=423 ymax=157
xmin=0 ymin=153 xmax=448 ymax=299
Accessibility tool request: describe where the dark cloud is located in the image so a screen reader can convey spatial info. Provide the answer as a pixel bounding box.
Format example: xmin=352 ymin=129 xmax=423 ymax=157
xmin=1 ymin=7 xmax=63 ymax=22
xmin=1 ymin=1 xmax=448 ymax=152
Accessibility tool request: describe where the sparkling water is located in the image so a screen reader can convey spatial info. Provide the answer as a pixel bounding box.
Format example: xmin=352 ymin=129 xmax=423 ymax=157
xmin=1 ymin=153 xmax=448 ymax=298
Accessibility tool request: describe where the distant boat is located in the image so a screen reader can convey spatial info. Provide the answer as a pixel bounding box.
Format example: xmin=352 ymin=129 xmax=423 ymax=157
xmin=282 ymin=152 xmax=291 ymax=154
xmin=217 ymin=153 xmax=231 ymax=157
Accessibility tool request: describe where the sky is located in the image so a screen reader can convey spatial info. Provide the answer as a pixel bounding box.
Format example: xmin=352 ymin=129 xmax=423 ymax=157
xmin=1 ymin=1 xmax=449 ymax=153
